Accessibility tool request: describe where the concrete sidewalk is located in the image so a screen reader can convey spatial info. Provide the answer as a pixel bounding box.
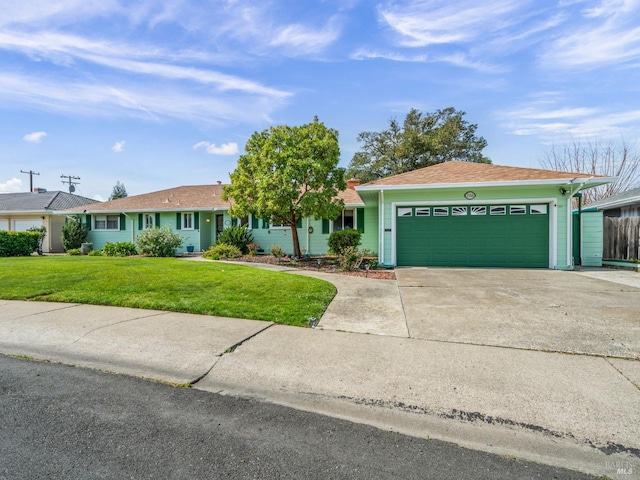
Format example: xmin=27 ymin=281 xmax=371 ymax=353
xmin=1 ymin=264 xmax=639 ymax=478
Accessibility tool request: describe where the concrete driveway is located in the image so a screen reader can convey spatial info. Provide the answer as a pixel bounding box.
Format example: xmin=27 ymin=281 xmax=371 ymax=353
xmin=396 ymin=268 xmax=640 ymax=360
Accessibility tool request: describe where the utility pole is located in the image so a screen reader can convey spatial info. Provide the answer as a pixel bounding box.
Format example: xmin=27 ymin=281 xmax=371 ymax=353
xmin=60 ymin=174 xmax=80 ymax=194
xmin=20 ymin=169 xmax=40 ymax=193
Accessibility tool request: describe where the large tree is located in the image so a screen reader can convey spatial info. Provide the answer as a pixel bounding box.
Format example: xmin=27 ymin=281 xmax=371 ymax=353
xmin=347 ymin=107 xmax=491 ymax=183
xmin=223 ymin=117 xmax=346 ymax=258
xmin=539 ymin=138 xmax=640 ymax=205
xmin=109 ymin=181 xmax=128 ymax=200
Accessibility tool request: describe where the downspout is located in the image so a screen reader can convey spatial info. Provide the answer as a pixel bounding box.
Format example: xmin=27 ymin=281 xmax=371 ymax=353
xmin=565 ymin=177 xmax=590 ymax=269
xmin=379 ymin=190 xmax=385 ymax=266
xmin=306 ymin=217 xmax=310 ymax=254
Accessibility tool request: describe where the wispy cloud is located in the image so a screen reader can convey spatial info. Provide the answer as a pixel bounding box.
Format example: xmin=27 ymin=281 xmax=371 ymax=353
xmin=112 ymin=140 xmax=125 ymax=153
xmin=499 ymin=97 xmax=640 ymax=139
xmin=540 ymin=0 xmax=640 ymax=69
xmin=378 ymin=0 xmax=521 ymax=47
xmin=194 ymin=141 xmax=239 ymax=155
xmin=0 ymin=177 xmax=23 ymax=192
xmin=23 ymin=131 xmax=47 ymax=143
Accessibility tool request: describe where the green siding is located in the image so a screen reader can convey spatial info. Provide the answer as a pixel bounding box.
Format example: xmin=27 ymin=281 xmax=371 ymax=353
xmin=580 ymin=211 xmax=603 ymax=267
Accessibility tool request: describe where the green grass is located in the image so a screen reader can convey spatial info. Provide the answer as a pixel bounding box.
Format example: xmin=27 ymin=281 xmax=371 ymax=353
xmin=0 ymin=257 xmax=336 ymax=327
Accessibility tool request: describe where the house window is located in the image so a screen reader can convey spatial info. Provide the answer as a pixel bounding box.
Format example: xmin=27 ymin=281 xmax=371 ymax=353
xmin=182 ymin=212 xmax=194 ymax=230
xmin=510 ymin=205 xmax=526 ymax=215
xmin=490 ymin=206 xmax=506 ymax=215
xmin=415 ymin=208 xmax=430 ymax=216
xmin=452 ymin=206 xmax=467 ymax=216
xmin=94 ymin=214 xmax=120 ymax=230
xmin=433 ymin=207 xmax=448 ymax=216
xmin=398 ymin=207 xmax=413 ymax=217
xmin=471 ymin=206 xmax=486 ymax=215
xmin=144 ymin=213 xmax=155 ymax=229
xmin=333 ymin=209 xmax=354 ymax=231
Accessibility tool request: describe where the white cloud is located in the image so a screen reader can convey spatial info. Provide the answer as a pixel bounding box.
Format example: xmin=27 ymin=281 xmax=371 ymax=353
xmin=194 ymin=141 xmax=239 ymax=155
xmin=0 ymin=177 xmax=23 ymax=192
xmin=92 ymin=194 xmax=105 ymax=202
xmin=23 ymin=131 xmax=47 ymax=143
xmin=269 ymin=18 xmax=341 ymax=54
xmin=378 ymin=0 xmax=520 ymax=47
xmin=112 ymin=140 xmax=125 ymax=153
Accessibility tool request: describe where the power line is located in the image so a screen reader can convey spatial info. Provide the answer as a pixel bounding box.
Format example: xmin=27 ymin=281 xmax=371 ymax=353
xmin=20 ymin=169 xmax=40 ymax=193
xmin=60 ymin=174 xmax=81 ymax=194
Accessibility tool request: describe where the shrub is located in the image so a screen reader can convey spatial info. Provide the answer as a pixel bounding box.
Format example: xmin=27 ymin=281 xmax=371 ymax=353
xmin=0 ymin=231 xmax=41 ymax=257
xmin=61 ymin=215 xmax=89 ymax=251
xmin=136 ymin=226 xmax=183 ymax=257
xmin=336 ymin=245 xmax=361 ymax=271
xmin=88 ymin=249 xmax=104 ymax=256
xmin=66 ymin=248 xmax=82 ymax=256
xmin=327 ymin=229 xmax=362 ymax=255
xmin=102 ymin=241 xmax=138 ymax=257
xmin=216 ymin=225 xmax=254 ymax=254
xmin=269 ymin=244 xmax=285 ymax=258
xmin=202 ymin=243 xmax=242 ymax=260
xmin=27 ymin=226 xmax=47 ymax=255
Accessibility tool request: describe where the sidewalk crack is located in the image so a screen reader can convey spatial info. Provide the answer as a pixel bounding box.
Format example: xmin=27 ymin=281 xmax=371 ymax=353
xmin=69 ymin=311 xmax=169 ymax=345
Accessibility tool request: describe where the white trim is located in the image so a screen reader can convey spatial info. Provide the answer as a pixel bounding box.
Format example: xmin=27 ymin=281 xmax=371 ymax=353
xmin=357 ymin=177 xmax=617 ymax=192
xmin=389 ymin=198 xmax=558 ymax=268
xmin=93 ymin=213 xmax=120 ymax=231
xmin=181 ymin=212 xmax=195 ymax=230
xmin=379 ymin=190 xmax=385 ymax=265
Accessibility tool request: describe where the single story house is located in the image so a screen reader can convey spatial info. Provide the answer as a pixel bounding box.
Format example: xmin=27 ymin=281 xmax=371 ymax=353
xmin=586 ymin=187 xmax=640 ymax=217
xmin=61 ymin=161 xmax=613 ymax=269
xmin=0 ymin=190 xmax=99 ymax=253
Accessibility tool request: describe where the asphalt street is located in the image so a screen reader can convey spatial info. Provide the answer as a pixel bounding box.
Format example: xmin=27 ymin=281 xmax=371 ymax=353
xmin=0 ymin=355 xmax=599 ymax=480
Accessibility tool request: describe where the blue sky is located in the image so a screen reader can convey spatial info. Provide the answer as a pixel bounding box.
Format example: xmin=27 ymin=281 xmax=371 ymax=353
xmin=1 ymin=0 xmax=639 ymax=200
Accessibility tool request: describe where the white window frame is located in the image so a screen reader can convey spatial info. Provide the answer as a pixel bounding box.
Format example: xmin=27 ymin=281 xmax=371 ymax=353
xmin=143 ymin=213 xmax=155 ymax=230
xmin=452 ymin=206 xmax=467 ymax=216
xmin=490 ymin=206 xmax=506 ymax=216
xmin=332 ymin=209 xmax=355 ymax=232
xmin=415 ymin=207 xmax=430 ymax=217
xmin=182 ymin=212 xmax=194 ymax=230
xmin=510 ymin=205 xmax=526 ymax=215
xmin=94 ymin=214 xmax=120 ymax=231
xmin=433 ymin=207 xmax=449 ymax=216
xmin=398 ymin=207 xmax=413 ymax=217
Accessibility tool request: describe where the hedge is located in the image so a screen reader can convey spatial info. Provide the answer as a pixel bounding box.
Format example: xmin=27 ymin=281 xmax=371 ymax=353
xmin=0 ymin=231 xmax=41 ymax=257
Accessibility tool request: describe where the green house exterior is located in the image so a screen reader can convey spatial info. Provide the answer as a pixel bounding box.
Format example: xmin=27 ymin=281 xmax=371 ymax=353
xmin=62 ymin=162 xmax=612 ymax=268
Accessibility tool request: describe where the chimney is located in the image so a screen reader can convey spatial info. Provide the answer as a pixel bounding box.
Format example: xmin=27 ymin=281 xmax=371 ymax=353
xmin=217 ymin=180 xmax=222 ymax=185
xmin=33 ymin=187 xmax=47 ymax=193
xmin=346 ymin=178 xmax=360 ymax=190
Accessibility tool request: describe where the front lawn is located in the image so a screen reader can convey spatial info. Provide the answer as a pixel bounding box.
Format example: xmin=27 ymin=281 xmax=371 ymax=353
xmin=0 ymin=257 xmax=336 ymax=327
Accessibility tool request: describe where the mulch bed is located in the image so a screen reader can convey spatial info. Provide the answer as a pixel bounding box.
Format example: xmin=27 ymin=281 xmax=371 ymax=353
xmin=234 ymin=255 xmax=396 ymax=280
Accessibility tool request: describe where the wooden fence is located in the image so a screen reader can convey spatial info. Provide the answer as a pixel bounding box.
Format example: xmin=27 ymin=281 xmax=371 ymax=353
xmin=603 ymin=217 xmax=640 ymax=260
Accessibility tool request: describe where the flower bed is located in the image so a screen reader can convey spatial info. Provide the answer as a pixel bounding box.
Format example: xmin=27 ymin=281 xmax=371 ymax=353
xmin=235 ymin=255 xmax=396 ymax=280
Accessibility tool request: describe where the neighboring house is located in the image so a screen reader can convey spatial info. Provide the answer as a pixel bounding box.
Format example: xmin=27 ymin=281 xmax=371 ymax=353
xmin=0 ymin=190 xmax=99 ymax=253
xmin=586 ymin=187 xmax=640 ymax=262
xmin=61 ymin=162 xmax=613 ymax=269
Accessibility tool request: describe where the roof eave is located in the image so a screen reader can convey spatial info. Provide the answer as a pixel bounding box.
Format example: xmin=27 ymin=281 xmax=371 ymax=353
xmin=356 ymin=177 xmax=616 ymax=191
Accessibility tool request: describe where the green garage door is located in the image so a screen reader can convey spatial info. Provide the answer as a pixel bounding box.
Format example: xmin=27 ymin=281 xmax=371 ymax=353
xmin=396 ymin=204 xmax=549 ymax=268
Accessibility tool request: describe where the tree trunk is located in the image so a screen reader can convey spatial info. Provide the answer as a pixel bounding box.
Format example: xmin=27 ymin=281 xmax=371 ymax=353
xmin=290 ymin=221 xmax=302 ymax=258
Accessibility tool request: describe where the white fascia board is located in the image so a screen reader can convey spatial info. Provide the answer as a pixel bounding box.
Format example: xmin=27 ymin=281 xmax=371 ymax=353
xmin=55 ymin=207 xmax=221 ymax=215
xmin=594 ymin=195 xmax=640 ymax=210
xmin=0 ymin=210 xmax=49 ymax=215
xmin=356 ymin=177 xmax=617 ymax=192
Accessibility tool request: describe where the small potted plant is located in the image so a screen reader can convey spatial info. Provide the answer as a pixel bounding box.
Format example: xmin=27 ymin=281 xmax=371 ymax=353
xmin=186 ymin=243 xmax=195 ymax=253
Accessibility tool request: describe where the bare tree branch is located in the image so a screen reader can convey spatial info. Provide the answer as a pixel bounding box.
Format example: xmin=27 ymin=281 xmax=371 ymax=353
xmin=539 ymin=138 xmax=640 ymax=205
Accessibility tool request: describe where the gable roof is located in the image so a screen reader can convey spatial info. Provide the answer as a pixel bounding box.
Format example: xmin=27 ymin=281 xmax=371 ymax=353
xmin=357 ymin=161 xmax=613 ymax=190
xmin=587 ymin=186 xmax=640 ymax=210
xmin=0 ymin=191 xmax=98 ymax=214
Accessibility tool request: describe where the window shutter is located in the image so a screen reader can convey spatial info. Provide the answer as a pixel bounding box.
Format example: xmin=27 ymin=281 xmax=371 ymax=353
xmin=322 ymin=219 xmax=330 ymax=234
xmin=176 ymin=213 xmax=182 ymax=230
xmin=85 ymin=215 xmax=91 ymax=231
xmin=262 ymin=218 xmax=269 ymax=229
xmin=138 ymin=214 xmax=143 ymax=230
xmin=120 ymin=214 xmax=126 ymax=231
xmin=251 ymin=216 xmax=259 ymax=229
xmin=155 ymin=213 xmax=160 ymax=227
xmin=194 ymin=212 xmax=200 ymax=229
xmin=357 ymin=208 xmax=365 ymax=233
xmin=296 ymin=218 xmax=302 ymax=228
xmin=231 ymin=218 xmax=237 ymax=226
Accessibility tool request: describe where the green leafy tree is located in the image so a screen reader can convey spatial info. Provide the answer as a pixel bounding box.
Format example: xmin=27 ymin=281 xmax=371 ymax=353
xmin=61 ymin=215 xmax=89 ymax=251
xmin=347 ymin=107 xmax=491 ymax=183
xmin=224 ymin=117 xmax=346 ymax=258
xmin=109 ymin=181 xmax=128 ymax=200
